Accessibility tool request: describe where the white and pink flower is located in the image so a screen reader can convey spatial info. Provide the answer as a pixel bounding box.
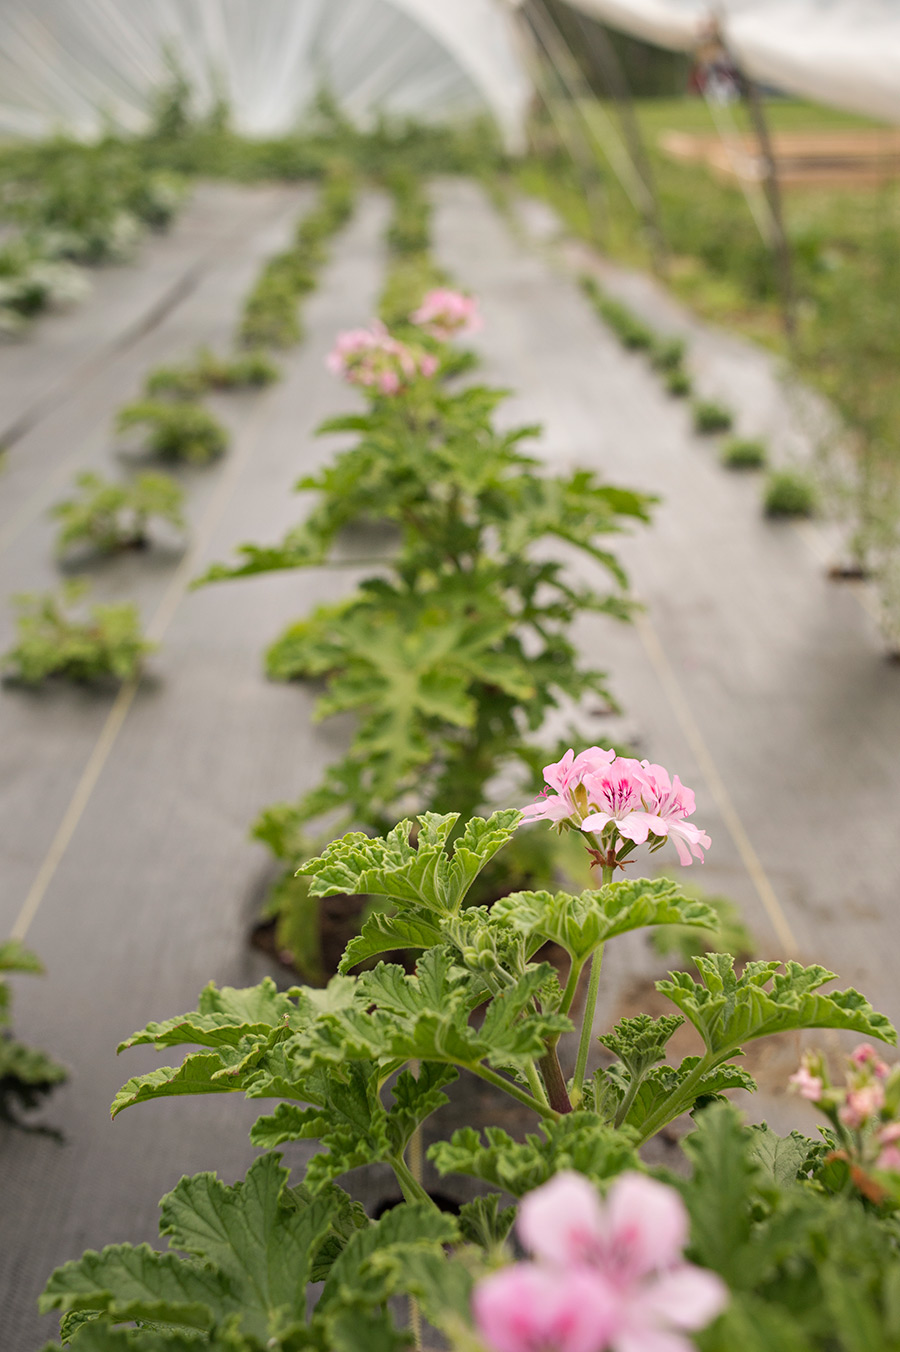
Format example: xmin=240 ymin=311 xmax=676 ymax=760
xmin=474 ymin=1171 xmax=727 ymax=1352
xmin=326 ymin=321 xmax=438 ymax=394
xmin=521 ymin=748 xmax=710 ymax=866
xmin=410 ymin=287 xmax=482 ymax=339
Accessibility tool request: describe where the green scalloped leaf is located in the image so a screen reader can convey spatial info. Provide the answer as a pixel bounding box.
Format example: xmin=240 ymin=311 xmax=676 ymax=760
xmin=38 ymin=1243 xmax=224 ymax=1328
xmin=299 ymin=810 xmax=520 ymax=916
xmin=429 ymin=1112 xmax=638 ymax=1196
xmin=118 ymin=977 xmax=295 ymax=1051
xmin=658 ymin=954 xmax=897 ymax=1056
xmin=492 ymin=877 xmax=717 ymax=964
xmin=339 ymin=911 xmax=443 ymax=972
xmin=110 ymin=1053 xmax=241 ymax=1118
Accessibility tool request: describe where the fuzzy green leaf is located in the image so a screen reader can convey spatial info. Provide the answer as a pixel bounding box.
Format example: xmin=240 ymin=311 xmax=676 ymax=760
xmin=110 ymin=1053 xmax=244 ymax=1118
xmin=658 ymin=954 xmax=897 ymax=1056
xmin=493 ymin=877 xmax=717 ymax=964
xmin=38 ymin=1243 xmax=225 ymax=1328
xmin=747 ymin=1124 xmax=819 ymax=1187
xmin=429 ymin=1112 xmax=638 ymax=1196
xmin=118 ymin=978 xmax=295 ymax=1051
xmin=158 ymin=1153 xmax=336 ymax=1338
xmin=300 ymin=810 xmax=520 ymax=915
xmin=338 ymin=912 xmax=443 ymax=972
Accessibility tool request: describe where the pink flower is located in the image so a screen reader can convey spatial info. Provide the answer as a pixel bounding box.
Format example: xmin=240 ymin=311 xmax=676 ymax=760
xmin=851 ymin=1044 xmax=890 ymax=1080
xmin=633 ymin=764 xmax=712 ymax=866
xmin=410 ymin=287 xmax=482 ymax=340
xmin=840 ymin=1082 xmax=886 ymax=1130
xmin=474 ymin=1172 xmax=727 ymax=1352
xmin=520 ymin=748 xmax=710 ymax=866
xmin=581 ymin=761 xmax=662 ymax=847
xmin=789 ymin=1064 xmax=824 ymax=1102
xmin=521 ymin=747 xmax=616 ymax=825
xmin=474 ymin=1265 xmax=618 ymax=1352
xmin=326 ymin=321 xmax=438 ymax=394
xmin=876 ymin=1123 xmax=900 ymax=1171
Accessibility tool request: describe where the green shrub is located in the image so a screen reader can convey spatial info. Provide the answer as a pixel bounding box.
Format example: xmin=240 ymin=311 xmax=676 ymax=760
xmin=693 ymin=399 xmax=734 ymax=434
xmin=2 ymin=580 xmax=154 ymax=685
xmin=721 ymin=437 xmax=767 ymax=470
xmin=50 ymin=470 xmax=186 ymax=556
xmin=764 ymin=468 xmax=817 ymax=517
xmin=145 ymin=347 xmax=280 ymax=398
xmin=116 ymin=399 xmax=228 ymax=464
xmin=664 ymin=366 xmax=692 ymax=397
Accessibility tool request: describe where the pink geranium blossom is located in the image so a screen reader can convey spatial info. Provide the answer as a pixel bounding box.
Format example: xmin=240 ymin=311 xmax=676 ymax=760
xmin=326 ymin=321 xmax=438 ymax=394
xmin=840 ymin=1082 xmax=886 ymax=1130
xmin=788 ymin=1063 xmax=824 ymax=1102
xmin=474 ymin=1171 xmax=727 ymax=1352
xmin=851 ymin=1044 xmax=890 ymax=1080
xmin=521 ymin=748 xmax=710 ymax=866
xmin=876 ymin=1123 xmax=900 ymax=1172
xmin=410 ymin=287 xmax=482 ymax=339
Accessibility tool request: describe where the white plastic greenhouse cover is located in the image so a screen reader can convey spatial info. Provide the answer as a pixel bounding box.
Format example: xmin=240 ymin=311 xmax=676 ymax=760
xmin=0 ymin=0 xmax=532 ymax=146
xmin=567 ymin=0 xmax=900 ymax=124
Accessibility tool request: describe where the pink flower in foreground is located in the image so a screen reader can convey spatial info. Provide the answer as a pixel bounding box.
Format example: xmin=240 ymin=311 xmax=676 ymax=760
xmin=410 ymin=287 xmax=482 ymax=339
xmin=521 ymin=747 xmax=710 ymax=866
xmin=474 ymin=1172 xmax=727 ymax=1352
xmin=326 ymin=321 xmax=437 ymax=394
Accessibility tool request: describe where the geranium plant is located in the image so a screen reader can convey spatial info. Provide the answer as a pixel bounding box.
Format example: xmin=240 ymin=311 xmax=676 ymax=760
xmin=37 ymin=753 xmax=899 ymax=1351
xmin=50 ymin=471 xmax=186 ymax=557
xmin=2 ymin=580 xmax=154 ymax=686
xmin=115 ymin=400 xmax=228 ymax=466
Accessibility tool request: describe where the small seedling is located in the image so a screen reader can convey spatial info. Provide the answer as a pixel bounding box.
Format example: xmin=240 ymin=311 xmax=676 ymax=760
xmin=693 ymin=399 xmax=734 ymax=434
xmin=764 ymin=468 xmax=817 ymax=518
xmin=3 ymin=580 xmax=154 ymax=685
xmin=721 ymin=437 xmax=767 ymax=470
xmin=664 ymin=367 xmax=692 ymax=398
xmin=116 ymin=399 xmax=228 ymax=465
xmin=50 ymin=471 xmax=186 ymax=556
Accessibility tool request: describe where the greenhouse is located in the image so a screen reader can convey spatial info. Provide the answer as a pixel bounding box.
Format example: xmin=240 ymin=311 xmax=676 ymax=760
xmin=2 ymin=3 xmax=900 ymax=1350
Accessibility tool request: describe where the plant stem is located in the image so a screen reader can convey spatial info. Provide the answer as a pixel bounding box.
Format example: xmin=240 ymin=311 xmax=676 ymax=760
xmin=634 ymin=1050 xmax=721 ymax=1143
xmin=538 ymin=1046 xmax=573 ymax=1114
xmin=524 ymin=1059 xmax=550 ymax=1108
xmin=572 ymin=945 xmax=603 ymax=1099
xmin=389 ymin=1154 xmax=438 ymax=1208
xmin=572 ymin=862 xmax=615 ymax=1099
xmin=470 ymin=1062 xmax=559 ymax=1120
xmin=613 ymin=1066 xmax=644 ymax=1129
xmin=558 ymin=956 xmax=585 ymax=1019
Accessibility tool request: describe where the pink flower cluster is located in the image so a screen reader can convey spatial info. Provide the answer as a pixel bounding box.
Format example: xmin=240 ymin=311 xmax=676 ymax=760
xmin=326 ymin=321 xmax=438 ymax=395
xmin=410 ymin=287 xmax=482 ymax=340
xmin=789 ymin=1044 xmax=899 ymax=1172
xmin=474 ymin=1171 xmax=727 ymax=1352
xmin=521 ymin=747 xmax=711 ymax=866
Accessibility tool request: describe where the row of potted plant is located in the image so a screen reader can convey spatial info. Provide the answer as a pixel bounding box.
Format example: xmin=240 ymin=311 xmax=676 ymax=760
xmin=1 ymin=168 xmax=357 ymax=689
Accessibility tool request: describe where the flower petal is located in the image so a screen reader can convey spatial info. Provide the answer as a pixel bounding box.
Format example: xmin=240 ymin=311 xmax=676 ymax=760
xmin=642 ymin=1265 xmax=729 ymax=1330
xmin=518 ymin=1171 xmax=606 ymax=1266
xmin=605 ymin=1173 xmax=688 ymax=1277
